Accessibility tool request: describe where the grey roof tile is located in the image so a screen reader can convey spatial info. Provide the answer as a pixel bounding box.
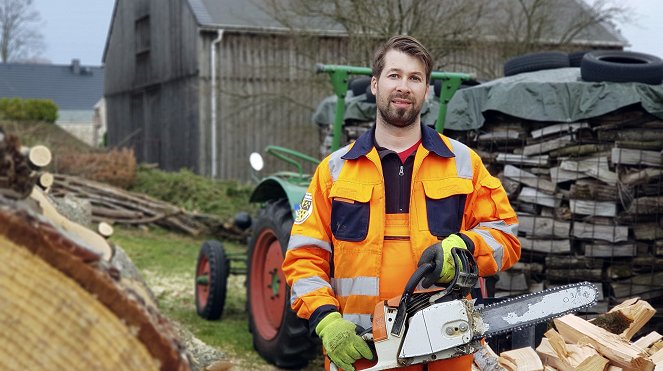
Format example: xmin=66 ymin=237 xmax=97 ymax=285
xmin=0 ymin=62 xmax=104 ymax=111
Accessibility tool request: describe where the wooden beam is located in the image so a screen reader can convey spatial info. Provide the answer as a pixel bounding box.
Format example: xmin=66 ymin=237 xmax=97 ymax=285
xmin=584 ymin=242 xmax=637 ymax=258
xmin=559 ymin=157 xmax=618 ymax=185
xmin=570 ymin=199 xmax=617 ymax=217
xmin=523 ymin=135 xmax=574 ymax=156
xmin=530 ymin=122 xmax=590 ymax=139
xmin=517 ymin=187 xmax=562 ymax=208
xmin=496 ymin=153 xmax=550 ymax=166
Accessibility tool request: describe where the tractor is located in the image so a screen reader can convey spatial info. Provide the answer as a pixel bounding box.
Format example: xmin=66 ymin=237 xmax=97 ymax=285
xmin=194 ymin=64 xmax=471 ymax=368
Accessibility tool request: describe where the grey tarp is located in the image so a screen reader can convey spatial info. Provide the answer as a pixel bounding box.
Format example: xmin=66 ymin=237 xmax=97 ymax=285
xmin=446 ymin=67 xmax=663 ymax=131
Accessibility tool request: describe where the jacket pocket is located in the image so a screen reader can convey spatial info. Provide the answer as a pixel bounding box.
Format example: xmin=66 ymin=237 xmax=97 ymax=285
xmin=329 ymin=181 xmax=373 ymax=242
xmin=421 ymin=178 xmax=473 ymax=238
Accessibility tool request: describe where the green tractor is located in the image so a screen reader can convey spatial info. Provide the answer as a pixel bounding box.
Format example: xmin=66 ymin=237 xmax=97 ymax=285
xmin=194 ymin=64 xmax=471 ymax=368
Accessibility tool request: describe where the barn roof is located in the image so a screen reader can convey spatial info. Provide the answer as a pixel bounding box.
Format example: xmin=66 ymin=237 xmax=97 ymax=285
xmin=0 ymin=60 xmax=104 ymax=111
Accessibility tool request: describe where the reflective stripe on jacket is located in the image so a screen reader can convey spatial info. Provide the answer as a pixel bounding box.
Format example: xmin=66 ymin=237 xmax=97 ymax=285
xmin=282 ymin=124 xmax=521 ymax=328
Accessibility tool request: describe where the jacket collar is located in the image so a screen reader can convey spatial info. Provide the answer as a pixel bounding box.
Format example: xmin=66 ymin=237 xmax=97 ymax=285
xmin=342 ymin=123 xmax=455 ymax=160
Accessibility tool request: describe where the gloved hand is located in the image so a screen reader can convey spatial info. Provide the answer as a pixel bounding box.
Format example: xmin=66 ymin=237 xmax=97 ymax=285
xmin=417 ymin=234 xmax=468 ymax=287
xmin=315 ymin=312 xmax=373 ymax=371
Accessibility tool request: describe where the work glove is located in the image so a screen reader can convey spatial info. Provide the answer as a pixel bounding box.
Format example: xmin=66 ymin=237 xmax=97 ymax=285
xmin=315 ymin=312 xmax=373 ymax=371
xmin=418 ymin=234 xmax=468 ymax=287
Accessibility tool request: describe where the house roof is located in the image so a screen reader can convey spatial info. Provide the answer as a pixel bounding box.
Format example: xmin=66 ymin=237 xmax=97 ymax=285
xmin=0 ymin=61 xmax=104 ymax=111
xmin=187 ymin=0 xmax=626 ymax=46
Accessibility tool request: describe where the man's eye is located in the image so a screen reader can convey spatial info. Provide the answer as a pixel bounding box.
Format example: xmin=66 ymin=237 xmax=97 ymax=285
xmin=410 ymin=76 xmax=422 ymax=82
xmin=388 ymin=74 xmax=399 ymax=79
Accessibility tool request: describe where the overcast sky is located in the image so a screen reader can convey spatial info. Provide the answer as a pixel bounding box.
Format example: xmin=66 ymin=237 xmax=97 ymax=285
xmin=33 ymin=0 xmax=663 ymax=66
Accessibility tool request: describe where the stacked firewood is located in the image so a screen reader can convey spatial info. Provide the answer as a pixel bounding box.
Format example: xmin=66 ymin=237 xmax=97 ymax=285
xmin=458 ymin=108 xmax=663 ymax=320
xmin=473 ymin=298 xmax=662 ymax=370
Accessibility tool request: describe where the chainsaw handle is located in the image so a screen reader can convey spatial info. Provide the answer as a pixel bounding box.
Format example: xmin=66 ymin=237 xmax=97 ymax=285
xmin=390 ymin=248 xmax=478 ymax=337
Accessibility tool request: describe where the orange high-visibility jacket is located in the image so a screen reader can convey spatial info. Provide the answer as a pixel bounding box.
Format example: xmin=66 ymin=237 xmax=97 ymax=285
xmin=283 ymin=125 xmax=521 ymax=331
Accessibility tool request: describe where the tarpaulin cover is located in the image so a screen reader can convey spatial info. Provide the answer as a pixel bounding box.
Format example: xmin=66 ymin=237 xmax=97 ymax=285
xmin=446 ymin=67 xmax=663 ymax=131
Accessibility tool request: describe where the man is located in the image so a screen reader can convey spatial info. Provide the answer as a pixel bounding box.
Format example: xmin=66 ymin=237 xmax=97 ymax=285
xmin=283 ymin=35 xmax=520 ymax=371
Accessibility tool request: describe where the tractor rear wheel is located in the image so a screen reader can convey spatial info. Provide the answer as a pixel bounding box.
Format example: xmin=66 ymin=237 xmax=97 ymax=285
xmin=247 ymin=199 xmax=319 ymax=369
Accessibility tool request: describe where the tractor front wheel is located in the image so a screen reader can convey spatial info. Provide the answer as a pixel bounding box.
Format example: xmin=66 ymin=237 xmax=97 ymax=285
xmin=195 ymin=240 xmax=229 ymax=320
xmin=247 ymin=199 xmax=319 ymax=369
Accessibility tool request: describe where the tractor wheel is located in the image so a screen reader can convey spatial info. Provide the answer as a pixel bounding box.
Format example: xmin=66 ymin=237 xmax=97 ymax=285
xmin=247 ymin=199 xmax=319 ymax=369
xmin=195 ymin=240 xmax=229 ymax=320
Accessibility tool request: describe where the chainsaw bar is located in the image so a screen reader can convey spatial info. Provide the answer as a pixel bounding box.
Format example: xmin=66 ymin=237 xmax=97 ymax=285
xmin=475 ymin=281 xmax=599 ymax=339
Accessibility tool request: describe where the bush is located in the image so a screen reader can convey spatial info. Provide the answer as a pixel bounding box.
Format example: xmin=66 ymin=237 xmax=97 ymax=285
xmin=0 ymin=98 xmax=58 ymax=123
xmin=55 ymin=148 xmax=137 ymax=188
xmin=130 ymin=167 xmax=255 ymax=220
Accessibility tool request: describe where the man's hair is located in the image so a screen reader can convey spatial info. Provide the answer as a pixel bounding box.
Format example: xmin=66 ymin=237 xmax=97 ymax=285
xmin=372 ymin=35 xmax=433 ymax=83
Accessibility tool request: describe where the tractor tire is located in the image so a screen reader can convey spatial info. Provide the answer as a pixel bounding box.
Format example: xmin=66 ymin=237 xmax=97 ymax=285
xmin=503 ymin=51 xmax=570 ymax=77
xmin=195 ymin=240 xmax=229 ymax=320
xmin=580 ymin=50 xmax=663 ymax=85
xmin=247 ymin=199 xmax=319 ymax=369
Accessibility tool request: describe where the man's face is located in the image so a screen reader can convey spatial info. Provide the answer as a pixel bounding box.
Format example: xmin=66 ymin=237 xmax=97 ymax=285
xmin=371 ymin=49 xmax=430 ymax=128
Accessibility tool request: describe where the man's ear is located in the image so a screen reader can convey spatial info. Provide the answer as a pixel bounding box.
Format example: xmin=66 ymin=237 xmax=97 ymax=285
xmin=370 ymin=76 xmax=378 ymax=95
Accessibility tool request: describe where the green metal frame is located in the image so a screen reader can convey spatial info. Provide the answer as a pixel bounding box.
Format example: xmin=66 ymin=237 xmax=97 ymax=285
xmin=251 ymin=64 xmax=471 ymax=208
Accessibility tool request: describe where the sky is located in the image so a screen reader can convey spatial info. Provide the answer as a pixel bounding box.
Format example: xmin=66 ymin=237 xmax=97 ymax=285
xmin=33 ymin=0 xmax=663 ymax=67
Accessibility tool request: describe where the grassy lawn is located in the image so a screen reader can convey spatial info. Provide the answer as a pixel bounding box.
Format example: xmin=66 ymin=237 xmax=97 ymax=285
xmin=111 ymin=226 xmax=293 ymax=370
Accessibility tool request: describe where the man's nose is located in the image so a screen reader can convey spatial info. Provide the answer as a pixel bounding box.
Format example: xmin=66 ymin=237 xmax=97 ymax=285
xmin=396 ymin=78 xmax=411 ymax=92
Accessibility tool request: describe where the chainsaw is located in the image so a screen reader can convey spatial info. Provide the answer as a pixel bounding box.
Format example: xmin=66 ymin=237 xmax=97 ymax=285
xmin=330 ymin=248 xmax=599 ymax=371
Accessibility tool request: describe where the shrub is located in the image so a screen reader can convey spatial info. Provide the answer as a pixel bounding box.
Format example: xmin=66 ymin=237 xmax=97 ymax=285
xmin=55 ymin=148 xmax=137 ymax=189
xmin=0 ymin=98 xmax=58 ymax=123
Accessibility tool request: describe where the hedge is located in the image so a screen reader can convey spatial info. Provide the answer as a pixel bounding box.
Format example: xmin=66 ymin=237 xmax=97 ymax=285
xmin=0 ymin=97 xmax=58 ymax=123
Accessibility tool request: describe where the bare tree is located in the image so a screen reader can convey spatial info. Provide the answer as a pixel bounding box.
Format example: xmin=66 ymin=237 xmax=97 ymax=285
xmin=488 ymin=0 xmax=631 ymax=58
xmin=260 ymin=0 xmax=486 ymax=68
xmin=0 ymin=0 xmax=44 ymax=63
xmin=259 ymin=0 xmax=631 ymax=79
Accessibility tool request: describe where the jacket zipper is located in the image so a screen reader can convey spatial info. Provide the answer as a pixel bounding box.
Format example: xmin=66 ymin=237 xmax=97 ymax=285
xmin=399 ymin=165 xmax=405 ymax=212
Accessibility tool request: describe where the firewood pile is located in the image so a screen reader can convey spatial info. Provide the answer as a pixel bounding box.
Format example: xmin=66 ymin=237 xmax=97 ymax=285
xmin=456 ymin=107 xmax=663 ymax=325
xmin=473 ymin=298 xmax=662 ymax=370
xmin=0 ymin=130 xmax=191 ymax=370
xmin=48 ymin=173 xmax=247 ymax=241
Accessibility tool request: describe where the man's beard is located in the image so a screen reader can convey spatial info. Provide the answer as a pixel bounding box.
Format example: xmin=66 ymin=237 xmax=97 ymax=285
xmin=376 ymin=93 xmax=421 ymax=128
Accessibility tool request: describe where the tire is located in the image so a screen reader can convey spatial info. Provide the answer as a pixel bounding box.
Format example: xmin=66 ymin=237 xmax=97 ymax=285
xmin=247 ymin=199 xmax=319 ymax=369
xmin=568 ymin=50 xmax=589 ymax=67
xmin=195 ymin=240 xmax=229 ymax=320
xmin=580 ymin=50 xmax=663 ymax=85
xmin=503 ymin=51 xmax=570 ymax=76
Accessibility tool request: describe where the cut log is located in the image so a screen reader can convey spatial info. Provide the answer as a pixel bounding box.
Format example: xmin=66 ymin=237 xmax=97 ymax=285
xmin=504 ymin=165 xmax=556 ymax=193
xmin=611 ymin=148 xmax=663 ymax=167
xmin=549 ymin=143 xmax=612 ymax=158
xmin=571 ymin=221 xmax=629 ymax=243
xmin=633 ymin=224 xmax=663 ymax=240
xmin=570 ymin=180 xmax=618 ymax=201
xmin=550 ymin=166 xmax=588 ymax=183
xmin=633 ymin=332 xmax=662 ymax=350
xmin=620 ymin=168 xmax=663 ymax=186
xmin=518 ymin=215 xmax=570 ymax=238
xmin=530 ymin=122 xmax=590 ymax=139
xmin=554 ymin=314 xmax=654 ymax=370
xmin=496 ymin=153 xmax=550 ymax=166
xmin=584 ymin=242 xmax=637 ymax=258
xmin=607 ymin=298 xmax=656 ymax=341
xmin=498 ymin=347 xmax=544 ymax=371
xmin=570 ymin=199 xmax=617 ymax=217
xmin=473 ymin=343 xmax=505 ymax=371
xmin=495 ymin=271 xmax=529 ymax=291
xmin=520 ymin=237 xmax=571 ymax=254
xmin=625 ymin=196 xmax=663 ymax=215
xmin=560 ymin=157 xmax=618 ymax=185
xmin=28 ymin=144 xmax=52 ymax=167
xmin=517 ymin=187 xmax=562 ymax=208
xmin=523 ymin=135 xmax=575 ymax=156
xmin=547 ymin=269 xmax=602 ymax=282
xmin=611 ymin=272 xmax=663 ymax=300
xmin=29 ymin=187 xmax=113 ymax=261
xmin=0 ymin=196 xmax=190 ymax=371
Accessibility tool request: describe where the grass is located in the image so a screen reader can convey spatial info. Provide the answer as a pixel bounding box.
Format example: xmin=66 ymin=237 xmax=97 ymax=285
xmin=111 ymin=226 xmax=277 ymax=369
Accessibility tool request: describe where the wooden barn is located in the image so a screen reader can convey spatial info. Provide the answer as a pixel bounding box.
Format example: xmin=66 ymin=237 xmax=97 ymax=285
xmin=102 ymin=0 xmax=627 ymax=181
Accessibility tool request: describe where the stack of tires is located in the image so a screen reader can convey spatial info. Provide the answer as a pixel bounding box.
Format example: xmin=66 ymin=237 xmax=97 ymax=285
xmin=503 ymin=50 xmax=663 ymax=85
